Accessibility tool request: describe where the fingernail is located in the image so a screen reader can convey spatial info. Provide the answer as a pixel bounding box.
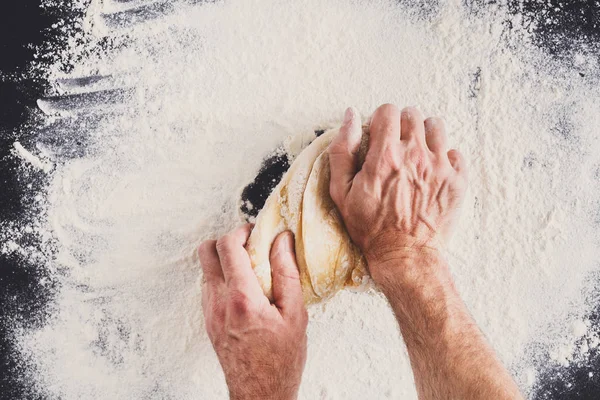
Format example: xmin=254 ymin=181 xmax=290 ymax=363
xmin=343 ymin=107 xmax=354 ymax=126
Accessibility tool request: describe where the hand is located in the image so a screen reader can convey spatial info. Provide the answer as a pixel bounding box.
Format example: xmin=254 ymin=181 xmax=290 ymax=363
xmin=329 ymin=106 xmax=521 ymax=400
xmin=328 ymin=104 xmax=468 ymax=285
xmin=199 ymin=225 xmax=308 ymax=400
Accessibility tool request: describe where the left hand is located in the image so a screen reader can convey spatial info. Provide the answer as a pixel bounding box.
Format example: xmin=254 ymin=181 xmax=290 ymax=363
xmin=199 ymin=225 xmax=308 ymax=400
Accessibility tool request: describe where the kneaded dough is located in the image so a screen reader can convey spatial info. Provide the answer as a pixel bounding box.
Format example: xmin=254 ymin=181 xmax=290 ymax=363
xmin=246 ymin=126 xmax=370 ymax=304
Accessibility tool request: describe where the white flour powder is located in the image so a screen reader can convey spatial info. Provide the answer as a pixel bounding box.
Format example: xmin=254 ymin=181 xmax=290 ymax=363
xmin=6 ymin=0 xmax=600 ymax=398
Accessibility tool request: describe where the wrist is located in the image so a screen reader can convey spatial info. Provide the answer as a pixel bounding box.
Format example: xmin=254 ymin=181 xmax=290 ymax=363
xmin=229 ymin=382 xmax=299 ymax=400
xmin=362 ymin=230 xmax=441 ymax=268
xmin=370 ymin=250 xmax=473 ymax=337
xmin=231 ymin=393 xmax=297 ymax=400
xmin=366 ymin=244 xmax=447 ymax=290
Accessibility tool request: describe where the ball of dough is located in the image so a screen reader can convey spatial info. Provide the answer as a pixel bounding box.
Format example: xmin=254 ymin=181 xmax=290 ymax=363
xmin=246 ymin=126 xmax=371 ymax=304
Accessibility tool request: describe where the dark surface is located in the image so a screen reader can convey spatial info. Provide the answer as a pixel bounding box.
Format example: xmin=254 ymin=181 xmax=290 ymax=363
xmin=240 ymin=152 xmax=290 ymax=219
xmin=1 ymin=1 xmax=600 ymax=399
xmin=0 ymin=2 xmax=58 ymax=400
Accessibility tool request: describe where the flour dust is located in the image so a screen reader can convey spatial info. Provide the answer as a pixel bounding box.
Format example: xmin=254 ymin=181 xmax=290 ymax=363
xmin=4 ymin=0 xmax=600 ymax=398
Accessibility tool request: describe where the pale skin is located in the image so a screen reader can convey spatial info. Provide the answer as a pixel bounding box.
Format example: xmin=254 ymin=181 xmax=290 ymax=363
xmin=199 ymin=104 xmax=524 ymax=399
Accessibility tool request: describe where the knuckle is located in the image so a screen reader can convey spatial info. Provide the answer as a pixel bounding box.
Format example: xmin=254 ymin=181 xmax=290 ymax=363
xmin=198 ymin=240 xmax=216 ymax=257
xmin=275 ymin=265 xmax=300 ymax=282
xmin=228 ymin=291 xmax=253 ymax=317
xmin=405 ymin=147 xmax=430 ymax=176
xmin=210 ymin=295 xmax=225 ymax=317
xmin=382 ymin=146 xmax=401 ymax=171
xmin=215 ymin=235 xmax=231 ymax=253
xmin=205 ymin=304 xmax=224 ymax=334
xmin=408 ymin=147 xmax=427 ymax=164
xmin=328 ymin=139 xmax=350 ymax=157
xmin=378 ymin=118 xmax=398 ymax=135
xmin=362 ymin=158 xmax=380 ymax=176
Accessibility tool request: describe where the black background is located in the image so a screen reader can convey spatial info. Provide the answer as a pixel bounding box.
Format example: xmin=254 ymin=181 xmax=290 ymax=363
xmin=1 ymin=1 xmax=599 ymax=399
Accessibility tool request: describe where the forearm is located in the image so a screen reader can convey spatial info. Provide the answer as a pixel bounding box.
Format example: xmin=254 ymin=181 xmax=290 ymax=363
xmin=373 ymin=250 xmax=522 ymax=400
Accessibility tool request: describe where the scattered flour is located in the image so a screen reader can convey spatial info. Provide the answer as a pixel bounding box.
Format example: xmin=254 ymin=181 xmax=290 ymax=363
xmin=12 ymin=142 xmax=54 ymax=173
xmin=6 ymin=0 xmax=600 ymax=399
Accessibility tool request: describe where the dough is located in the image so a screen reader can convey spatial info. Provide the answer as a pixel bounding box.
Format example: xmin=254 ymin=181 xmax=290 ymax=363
xmin=246 ymin=127 xmax=370 ymax=304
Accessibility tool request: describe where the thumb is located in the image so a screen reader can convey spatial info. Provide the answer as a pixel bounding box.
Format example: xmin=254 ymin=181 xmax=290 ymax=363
xmin=270 ymin=231 xmax=304 ymax=314
xmin=328 ymin=107 xmax=362 ymax=207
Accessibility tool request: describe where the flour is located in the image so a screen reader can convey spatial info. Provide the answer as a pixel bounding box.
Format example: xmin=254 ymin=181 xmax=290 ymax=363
xmin=12 ymin=142 xmax=54 ymax=173
xmin=6 ymin=0 xmax=600 ymax=398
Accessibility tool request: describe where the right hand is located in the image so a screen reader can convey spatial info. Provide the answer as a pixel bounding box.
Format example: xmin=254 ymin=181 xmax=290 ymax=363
xmin=327 ymin=104 xmax=468 ymax=285
xmin=199 ymin=226 xmax=308 ymax=400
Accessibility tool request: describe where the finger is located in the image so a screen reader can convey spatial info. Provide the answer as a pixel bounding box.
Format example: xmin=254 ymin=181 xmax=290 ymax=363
xmin=269 ymin=231 xmax=305 ymax=316
xmin=367 ymin=103 xmax=401 ymax=159
xmin=447 ymin=149 xmax=467 ymax=175
xmin=216 ymin=224 xmax=264 ymax=296
xmin=201 ymin=280 xmax=210 ymax=315
xmin=424 ymin=117 xmax=448 ymax=154
xmin=201 ymin=281 xmax=225 ymax=340
xmin=201 ymin=282 xmax=213 ymax=339
xmin=328 ymin=107 xmax=362 ymax=205
xmin=400 ymin=106 xmax=426 ymax=143
xmin=199 ymin=240 xmax=223 ymax=285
